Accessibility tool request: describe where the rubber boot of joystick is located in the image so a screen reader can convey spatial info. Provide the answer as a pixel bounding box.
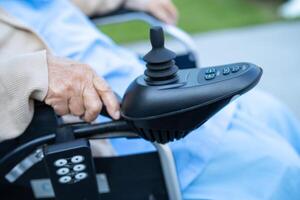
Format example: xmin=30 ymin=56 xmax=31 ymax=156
xmin=143 ymin=26 xmax=179 ymax=85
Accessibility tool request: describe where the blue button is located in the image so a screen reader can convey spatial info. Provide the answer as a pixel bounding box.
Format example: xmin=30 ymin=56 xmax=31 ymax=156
xmin=231 ymin=66 xmax=240 ymax=73
xmin=205 ymin=73 xmax=216 ymax=80
xmin=223 ymin=67 xmax=230 ymax=75
xmin=205 ymin=68 xmax=216 ymax=74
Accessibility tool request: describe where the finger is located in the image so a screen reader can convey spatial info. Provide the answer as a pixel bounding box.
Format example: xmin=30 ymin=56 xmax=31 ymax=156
xmin=100 ymin=90 xmax=120 ymax=120
xmin=82 ymin=86 xmax=102 ymax=122
xmin=166 ymin=2 xmax=178 ymax=20
xmin=161 ymin=3 xmax=178 ymax=24
xmin=45 ymin=95 xmax=70 ymax=116
xmin=52 ymin=100 xmax=70 ymax=116
xmin=68 ymin=96 xmax=85 ymax=116
xmin=153 ymin=8 xmax=174 ymax=24
xmin=93 ymin=77 xmax=120 ymax=120
xmin=92 ymin=75 xmax=111 ymax=93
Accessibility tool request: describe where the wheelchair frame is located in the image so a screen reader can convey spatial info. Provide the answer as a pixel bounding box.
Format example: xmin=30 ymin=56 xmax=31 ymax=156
xmin=3 ymin=125 xmax=182 ymax=200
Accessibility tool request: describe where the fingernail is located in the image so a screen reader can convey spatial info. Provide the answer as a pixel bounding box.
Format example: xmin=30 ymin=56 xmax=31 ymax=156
xmin=113 ymin=111 xmax=120 ymax=120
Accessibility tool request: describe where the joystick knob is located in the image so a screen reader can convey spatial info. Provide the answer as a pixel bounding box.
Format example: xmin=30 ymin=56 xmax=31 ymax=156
xmin=143 ymin=26 xmax=179 ymax=85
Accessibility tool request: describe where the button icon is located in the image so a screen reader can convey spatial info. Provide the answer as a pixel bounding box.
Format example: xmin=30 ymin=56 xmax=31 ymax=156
xmin=56 ymin=167 xmax=70 ymax=175
xmin=59 ymin=176 xmax=72 ymax=184
xmin=75 ymin=172 xmax=88 ymax=180
xmin=223 ymin=67 xmax=230 ymax=75
xmin=204 ymin=73 xmax=216 ymax=80
xmin=73 ymin=164 xmax=86 ymax=172
xmin=205 ymin=68 xmax=216 ymax=74
xmin=71 ymin=155 xmax=84 ymax=164
xmin=231 ymin=66 xmax=240 ymax=73
xmin=54 ymin=159 xmax=67 ymax=167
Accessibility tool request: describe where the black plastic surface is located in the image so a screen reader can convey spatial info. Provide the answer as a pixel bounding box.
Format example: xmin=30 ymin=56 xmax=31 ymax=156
xmin=0 ymin=152 xmax=168 ymax=200
xmin=143 ymin=26 xmax=179 ymax=86
xmin=43 ymin=139 xmax=99 ymax=200
xmin=121 ymin=27 xmax=263 ymax=143
xmin=0 ymin=103 xmax=58 ymax=177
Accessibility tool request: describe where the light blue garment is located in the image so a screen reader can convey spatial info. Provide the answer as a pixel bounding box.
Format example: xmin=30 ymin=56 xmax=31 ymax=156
xmin=1 ymin=1 xmax=300 ymax=199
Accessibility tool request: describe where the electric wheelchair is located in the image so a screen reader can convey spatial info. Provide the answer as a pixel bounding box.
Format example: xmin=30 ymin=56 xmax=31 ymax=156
xmin=0 ymin=9 xmax=263 ymax=200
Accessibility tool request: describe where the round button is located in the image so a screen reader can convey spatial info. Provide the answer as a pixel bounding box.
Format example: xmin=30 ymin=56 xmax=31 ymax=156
xmin=59 ymin=176 xmax=72 ymax=184
xmin=231 ymin=66 xmax=240 ymax=73
xmin=56 ymin=167 xmax=70 ymax=175
xmin=54 ymin=159 xmax=67 ymax=167
xmin=75 ymin=172 xmax=88 ymax=180
xmin=71 ymin=155 xmax=84 ymax=163
xmin=73 ymin=164 xmax=86 ymax=172
xmin=205 ymin=68 xmax=216 ymax=74
xmin=223 ymin=67 xmax=230 ymax=75
xmin=204 ymin=73 xmax=216 ymax=80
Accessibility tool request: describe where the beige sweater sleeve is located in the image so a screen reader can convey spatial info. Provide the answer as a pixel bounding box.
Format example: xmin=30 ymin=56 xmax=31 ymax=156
xmin=0 ymin=50 xmax=48 ymax=142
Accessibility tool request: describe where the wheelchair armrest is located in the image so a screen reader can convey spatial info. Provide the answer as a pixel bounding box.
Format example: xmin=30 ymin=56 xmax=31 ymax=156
xmin=90 ymin=8 xmax=200 ymax=67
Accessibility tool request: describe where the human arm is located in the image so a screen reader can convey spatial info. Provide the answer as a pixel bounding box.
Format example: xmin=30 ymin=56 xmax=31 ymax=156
xmin=0 ymin=50 xmax=48 ymax=141
xmin=0 ymin=51 xmax=120 ymax=142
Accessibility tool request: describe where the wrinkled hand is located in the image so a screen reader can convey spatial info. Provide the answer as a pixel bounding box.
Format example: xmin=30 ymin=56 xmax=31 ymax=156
xmin=125 ymin=0 xmax=178 ymax=25
xmin=45 ymin=54 xmax=120 ymax=122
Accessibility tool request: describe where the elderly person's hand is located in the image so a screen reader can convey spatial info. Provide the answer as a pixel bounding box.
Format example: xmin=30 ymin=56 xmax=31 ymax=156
xmin=45 ymin=54 xmax=120 ymax=122
xmin=125 ymin=0 xmax=178 ymax=25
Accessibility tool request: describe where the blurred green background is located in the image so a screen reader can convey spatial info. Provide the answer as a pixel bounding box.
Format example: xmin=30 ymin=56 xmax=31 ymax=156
xmin=99 ymin=0 xmax=285 ymax=43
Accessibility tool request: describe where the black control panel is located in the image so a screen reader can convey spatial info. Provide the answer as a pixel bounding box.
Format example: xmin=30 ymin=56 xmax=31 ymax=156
xmin=43 ymin=139 xmax=99 ymax=200
xmin=121 ymin=27 xmax=263 ymax=143
xmin=137 ymin=62 xmax=254 ymax=90
xmin=200 ymin=63 xmax=250 ymax=83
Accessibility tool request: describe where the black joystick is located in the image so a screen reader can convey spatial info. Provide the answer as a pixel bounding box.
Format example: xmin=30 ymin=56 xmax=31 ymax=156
xmin=143 ymin=26 xmax=179 ymax=85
